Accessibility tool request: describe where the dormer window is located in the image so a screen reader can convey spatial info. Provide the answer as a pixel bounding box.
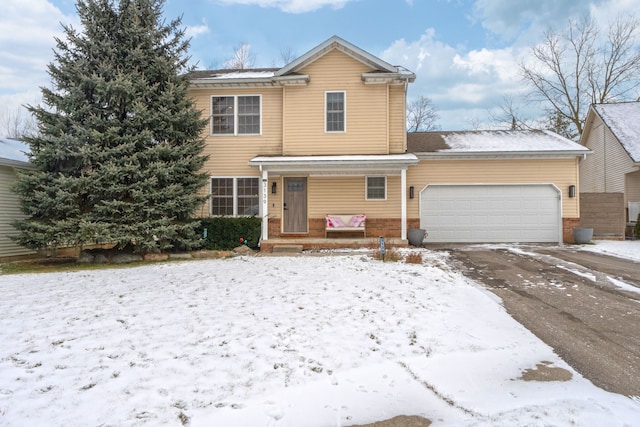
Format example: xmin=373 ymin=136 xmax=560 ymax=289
xmin=211 ymin=95 xmax=261 ymax=135
xmin=325 ymin=91 xmax=345 ymax=132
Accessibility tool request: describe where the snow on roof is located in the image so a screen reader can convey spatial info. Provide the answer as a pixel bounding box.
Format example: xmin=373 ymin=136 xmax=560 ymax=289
xmin=185 ymin=68 xmax=277 ymax=80
xmin=408 ymin=130 xmax=589 ymax=154
xmin=592 ymin=102 xmax=640 ymax=162
xmin=0 ymin=137 xmax=31 ymax=166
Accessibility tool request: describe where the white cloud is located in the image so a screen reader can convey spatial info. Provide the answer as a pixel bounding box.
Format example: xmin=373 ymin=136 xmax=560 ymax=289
xmin=185 ymin=21 xmax=210 ymax=39
xmin=215 ymin=0 xmax=352 ymax=13
xmin=0 ymin=0 xmax=77 ymax=94
xmin=382 ymin=29 xmax=529 ymax=130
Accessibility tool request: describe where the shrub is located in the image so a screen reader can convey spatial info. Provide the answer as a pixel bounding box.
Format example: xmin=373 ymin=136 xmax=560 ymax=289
xmin=635 ymin=213 xmax=640 ymax=239
xmin=371 ymin=248 xmax=403 ymax=262
xmin=405 ymin=252 xmax=423 ymax=264
xmin=195 ymin=217 xmax=261 ymax=250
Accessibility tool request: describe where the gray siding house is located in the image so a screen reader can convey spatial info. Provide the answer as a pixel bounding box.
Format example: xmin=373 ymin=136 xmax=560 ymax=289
xmin=0 ymin=138 xmax=35 ymax=259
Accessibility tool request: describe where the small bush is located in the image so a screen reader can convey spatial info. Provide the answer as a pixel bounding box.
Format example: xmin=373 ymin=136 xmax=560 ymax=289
xmin=371 ymin=248 xmax=403 ymax=262
xmin=405 ymin=252 xmax=423 ymax=264
xmin=635 ymin=213 xmax=640 ymax=239
xmin=195 ymin=217 xmax=261 ymax=250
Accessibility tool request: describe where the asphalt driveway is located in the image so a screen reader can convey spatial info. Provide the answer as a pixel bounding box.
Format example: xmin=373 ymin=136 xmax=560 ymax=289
xmin=439 ymin=244 xmax=640 ymax=397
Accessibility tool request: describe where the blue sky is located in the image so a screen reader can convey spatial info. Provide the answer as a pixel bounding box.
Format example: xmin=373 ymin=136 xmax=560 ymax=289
xmin=1 ymin=0 xmax=639 ymax=133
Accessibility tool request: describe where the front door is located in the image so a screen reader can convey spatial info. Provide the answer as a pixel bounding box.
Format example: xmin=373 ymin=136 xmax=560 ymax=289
xmin=283 ymin=177 xmax=308 ymax=233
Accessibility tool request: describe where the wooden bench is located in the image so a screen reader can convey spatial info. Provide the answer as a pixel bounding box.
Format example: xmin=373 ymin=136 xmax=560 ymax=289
xmin=325 ymin=214 xmax=366 ymax=238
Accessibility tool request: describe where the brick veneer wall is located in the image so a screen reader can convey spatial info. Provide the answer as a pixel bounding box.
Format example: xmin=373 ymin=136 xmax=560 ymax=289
xmin=563 ymin=218 xmax=580 ymax=243
xmin=579 ymin=193 xmax=625 ymax=240
xmin=266 ymin=217 xmax=406 ymax=238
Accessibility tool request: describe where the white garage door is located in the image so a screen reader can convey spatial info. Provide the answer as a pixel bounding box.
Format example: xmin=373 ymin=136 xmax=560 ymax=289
xmin=420 ymin=184 xmax=560 ymax=243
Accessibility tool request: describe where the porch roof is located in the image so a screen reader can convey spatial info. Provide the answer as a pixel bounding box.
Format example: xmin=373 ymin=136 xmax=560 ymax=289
xmin=249 ymin=153 xmax=419 ymax=175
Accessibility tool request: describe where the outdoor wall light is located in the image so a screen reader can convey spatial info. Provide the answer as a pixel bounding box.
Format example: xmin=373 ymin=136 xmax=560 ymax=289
xmin=271 ymin=182 xmax=277 ymax=194
xmin=569 ymin=185 xmax=576 ymax=198
xmin=409 ymin=186 xmax=415 ymax=199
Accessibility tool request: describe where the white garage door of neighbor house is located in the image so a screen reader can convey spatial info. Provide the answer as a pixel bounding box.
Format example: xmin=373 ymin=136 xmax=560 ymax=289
xmin=420 ymin=184 xmax=561 ymax=243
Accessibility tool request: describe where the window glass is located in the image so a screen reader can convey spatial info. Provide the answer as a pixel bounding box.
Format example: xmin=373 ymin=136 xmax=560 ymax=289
xmin=238 ymin=96 xmax=260 ymax=134
xmin=211 ymin=96 xmax=234 ymax=134
xmin=237 ymin=177 xmax=259 ymax=216
xmin=212 ymin=95 xmax=260 ymax=135
xmin=367 ymin=176 xmax=386 ymax=200
xmin=326 ymin=92 xmax=344 ymax=132
xmin=211 ymin=177 xmax=259 ymax=216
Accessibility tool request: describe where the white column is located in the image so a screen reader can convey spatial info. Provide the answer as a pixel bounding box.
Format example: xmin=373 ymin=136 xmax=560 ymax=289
xmin=401 ymin=168 xmax=407 ymax=241
xmin=261 ymin=169 xmax=269 ymax=241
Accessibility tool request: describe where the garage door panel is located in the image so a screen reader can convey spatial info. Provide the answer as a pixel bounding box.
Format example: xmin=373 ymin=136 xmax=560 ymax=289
xmin=421 ymin=184 xmax=560 ymax=243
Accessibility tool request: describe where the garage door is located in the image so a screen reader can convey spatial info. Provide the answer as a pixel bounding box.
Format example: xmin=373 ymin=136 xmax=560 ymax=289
xmin=420 ymin=184 xmax=560 ymax=243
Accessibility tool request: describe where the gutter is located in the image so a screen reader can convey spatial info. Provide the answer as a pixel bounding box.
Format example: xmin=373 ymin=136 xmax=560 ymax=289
xmin=414 ymin=150 xmax=593 ymax=160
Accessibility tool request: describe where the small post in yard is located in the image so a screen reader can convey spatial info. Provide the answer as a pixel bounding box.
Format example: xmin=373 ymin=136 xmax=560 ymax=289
xmin=379 ymin=236 xmax=386 ymax=261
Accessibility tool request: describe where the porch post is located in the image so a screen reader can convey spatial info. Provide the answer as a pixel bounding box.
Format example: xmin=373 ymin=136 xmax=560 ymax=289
xmin=261 ymin=169 xmax=269 ymax=241
xmin=401 ymin=168 xmax=407 ymax=240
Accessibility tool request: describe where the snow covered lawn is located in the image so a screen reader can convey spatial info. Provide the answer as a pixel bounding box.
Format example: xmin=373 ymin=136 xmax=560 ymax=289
xmin=1 ymin=247 xmax=639 ymax=426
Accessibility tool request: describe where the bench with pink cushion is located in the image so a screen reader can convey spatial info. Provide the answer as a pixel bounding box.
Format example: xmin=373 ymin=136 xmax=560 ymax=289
xmin=325 ymin=214 xmax=366 ymax=238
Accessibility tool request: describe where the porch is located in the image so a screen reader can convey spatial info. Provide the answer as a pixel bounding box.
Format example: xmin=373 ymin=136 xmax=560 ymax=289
xmin=259 ymin=237 xmax=408 ymax=253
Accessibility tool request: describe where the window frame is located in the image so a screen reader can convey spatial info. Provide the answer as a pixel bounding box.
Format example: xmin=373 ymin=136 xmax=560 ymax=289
xmin=325 ymin=91 xmax=346 ymax=133
xmin=366 ymin=176 xmax=387 ymax=201
xmin=210 ymin=176 xmax=260 ymax=216
xmin=210 ymin=94 xmax=262 ymax=136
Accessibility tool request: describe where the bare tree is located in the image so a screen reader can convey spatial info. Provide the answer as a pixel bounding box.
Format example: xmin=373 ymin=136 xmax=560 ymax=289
xmin=490 ymin=95 xmax=537 ymax=131
xmin=406 ymin=95 xmax=439 ymax=132
xmin=224 ymin=43 xmax=256 ymax=69
xmin=0 ymin=106 xmax=38 ymax=139
xmin=278 ymin=47 xmax=297 ymax=66
xmin=521 ymin=15 xmax=640 ymax=139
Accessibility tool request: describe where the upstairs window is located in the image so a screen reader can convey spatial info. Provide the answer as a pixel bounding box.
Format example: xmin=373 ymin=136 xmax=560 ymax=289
xmin=325 ymin=91 xmax=345 ymax=132
xmin=366 ymin=176 xmax=386 ymax=200
xmin=211 ymin=95 xmax=261 ymax=135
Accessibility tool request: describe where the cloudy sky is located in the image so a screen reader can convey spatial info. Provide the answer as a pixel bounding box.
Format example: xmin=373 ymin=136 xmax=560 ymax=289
xmin=1 ymin=0 xmax=638 ymax=133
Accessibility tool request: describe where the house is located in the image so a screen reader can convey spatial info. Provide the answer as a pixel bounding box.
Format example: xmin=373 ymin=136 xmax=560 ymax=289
xmin=0 ymin=137 xmax=36 ymax=260
xmin=187 ymin=36 xmax=589 ymax=250
xmin=579 ymin=102 xmax=640 ymax=239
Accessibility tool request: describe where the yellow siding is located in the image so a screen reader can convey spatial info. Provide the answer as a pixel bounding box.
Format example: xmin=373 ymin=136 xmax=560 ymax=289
xmin=189 ymin=87 xmax=283 ymax=177
xmin=283 ymin=50 xmax=390 ymax=155
xmin=407 ymin=159 xmax=580 ymax=217
xmin=388 ymin=85 xmax=407 ymax=154
xmin=307 ymin=176 xmax=402 ymax=218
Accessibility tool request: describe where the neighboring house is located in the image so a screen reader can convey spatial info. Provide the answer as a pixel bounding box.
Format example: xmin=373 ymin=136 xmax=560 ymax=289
xmin=579 ymin=102 xmax=640 ymax=239
xmin=187 ymin=36 xmax=589 ymax=250
xmin=0 ymin=137 xmax=36 ymax=260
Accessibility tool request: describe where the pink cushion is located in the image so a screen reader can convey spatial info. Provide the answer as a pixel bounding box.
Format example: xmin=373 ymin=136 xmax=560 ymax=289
xmin=328 ymin=216 xmax=345 ymax=227
xmin=348 ymin=215 xmax=366 ymax=227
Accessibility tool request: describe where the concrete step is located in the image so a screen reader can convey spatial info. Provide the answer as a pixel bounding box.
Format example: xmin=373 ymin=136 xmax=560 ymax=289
xmin=272 ymin=244 xmax=304 ymax=254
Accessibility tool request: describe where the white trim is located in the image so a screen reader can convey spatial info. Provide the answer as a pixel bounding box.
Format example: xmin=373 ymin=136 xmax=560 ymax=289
xmin=325 ymin=91 xmax=346 ymax=133
xmin=401 ymin=169 xmax=407 ymax=240
xmin=261 ymin=170 xmax=269 ymax=241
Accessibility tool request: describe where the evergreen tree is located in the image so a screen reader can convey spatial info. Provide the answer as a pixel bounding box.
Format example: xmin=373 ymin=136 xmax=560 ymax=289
xmin=14 ymin=0 xmax=208 ymax=254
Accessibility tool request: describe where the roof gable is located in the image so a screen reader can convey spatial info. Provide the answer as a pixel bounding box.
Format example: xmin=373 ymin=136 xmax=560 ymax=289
xmin=276 ymin=35 xmax=398 ymax=76
xmin=590 ymin=102 xmax=640 ymax=163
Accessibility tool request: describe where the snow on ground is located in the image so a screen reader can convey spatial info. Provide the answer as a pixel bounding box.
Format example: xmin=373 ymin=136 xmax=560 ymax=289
xmin=580 ymin=239 xmax=640 ymax=262
xmin=1 ymin=249 xmax=639 ymax=427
